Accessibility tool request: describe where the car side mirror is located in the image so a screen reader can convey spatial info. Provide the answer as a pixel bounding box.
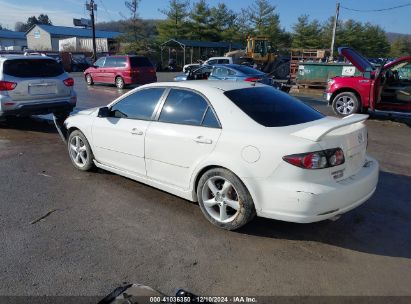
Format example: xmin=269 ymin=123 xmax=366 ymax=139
xmin=98 ymin=106 xmax=111 ymax=118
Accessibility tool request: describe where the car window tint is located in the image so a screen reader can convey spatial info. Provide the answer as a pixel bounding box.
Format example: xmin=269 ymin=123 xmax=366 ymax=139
xmin=207 ymin=60 xmax=216 ymax=65
xmin=224 ymin=87 xmax=324 ymax=127
xmin=94 ymin=57 xmax=105 ymax=67
xmin=3 ymin=59 xmax=64 ymax=77
xmin=233 ymin=65 xmax=265 ymax=75
xmin=159 ymin=89 xmax=208 ymax=126
xmin=213 ymin=67 xmax=229 ymax=77
xmin=115 ymin=57 xmax=127 ymax=67
xmin=228 ymin=69 xmax=236 ymax=76
xmin=104 ymin=57 xmax=116 ymax=67
xmin=111 ymin=88 xmax=165 ymax=120
xmin=202 ymin=107 xmax=220 ymax=128
xmin=130 ymin=57 xmax=153 ymax=67
xmin=218 ymin=59 xmax=230 ymax=64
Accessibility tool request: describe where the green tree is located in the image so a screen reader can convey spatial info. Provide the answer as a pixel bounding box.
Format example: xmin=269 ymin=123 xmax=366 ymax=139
xmin=390 ymin=37 xmax=411 ymax=57
xmin=157 ymin=0 xmax=190 ymax=41
xmin=248 ymin=0 xmax=288 ymax=47
xmin=188 ymin=0 xmax=213 ymax=40
xmin=292 ymin=15 xmax=323 ymax=49
xmin=37 ymin=14 xmax=52 ymax=25
xmin=361 ymin=23 xmax=390 ymax=57
xmin=209 ymin=3 xmax=239 ymax=42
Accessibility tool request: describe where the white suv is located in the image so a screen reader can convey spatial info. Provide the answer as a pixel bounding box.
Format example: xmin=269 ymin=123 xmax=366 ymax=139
xmin=0 ymin=55 xmax=77 ymax=120
xmin=203 ymin=57 xmax=233 ymax=65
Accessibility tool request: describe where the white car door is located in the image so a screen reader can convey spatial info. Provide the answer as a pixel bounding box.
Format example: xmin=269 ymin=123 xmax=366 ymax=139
xmin=145 ymin=88 xmax=222 ymax=190
xmin=92 ymin=88 xmax=166 ymax=176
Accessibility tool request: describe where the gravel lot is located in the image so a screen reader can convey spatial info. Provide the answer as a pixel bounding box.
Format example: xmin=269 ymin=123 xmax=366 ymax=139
xmin=0 ymin=72 xmax=410 ymax=298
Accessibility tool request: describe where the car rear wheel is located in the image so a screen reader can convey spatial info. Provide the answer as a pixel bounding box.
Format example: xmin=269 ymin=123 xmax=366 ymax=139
xmin=197 ymin=168 xmax=256 ymax=230
xmin=115 ymin=76 xmax=125 ymax=89
xmin=85 ymin=74 xmax=94 ymax=85
xmin=68 ymin=130 xmax=94 ymax=171
xmin=332 ymin=92 xmax=360 ymax=116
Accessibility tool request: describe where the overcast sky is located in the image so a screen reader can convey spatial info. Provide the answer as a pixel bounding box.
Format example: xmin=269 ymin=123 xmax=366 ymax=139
xmin=0 ymin=0 xmax=410 ymax=34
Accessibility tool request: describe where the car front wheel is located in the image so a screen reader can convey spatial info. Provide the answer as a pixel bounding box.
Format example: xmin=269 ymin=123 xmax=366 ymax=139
xmin=68 ymin=130 xmax=94 ymax=171
xmin=332 ymin=92 xmax=360 ymax=116
xmin=197 ymin=168 xmax=256 ymax=230
xmin=115 ymin=76 xmax=125 ymax=89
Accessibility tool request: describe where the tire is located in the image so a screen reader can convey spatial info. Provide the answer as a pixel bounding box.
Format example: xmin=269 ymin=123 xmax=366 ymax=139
xmin=332 ymin=92 xmax=360 ymax=116
xmin=67 ymin=130 xmax=94 ymax=171
xmin=115 ymin=76 xmax=125 ymax=89
xmin=85 ymin=74 xmax=94 ymax=85
xmin=197 ymin=168 xmax=256 ymax=230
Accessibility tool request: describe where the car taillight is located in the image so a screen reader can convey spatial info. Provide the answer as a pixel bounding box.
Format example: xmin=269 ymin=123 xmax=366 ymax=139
xmin=63 ymin=78 xmax=74 ymax=86
xmin=0 ymin=81 xmax=17 ymax=91
xmin=149 ymin=68 xmax=155 ymax=73
xmin=283 ymin=148 xmax=345 ymax=169
xmin=244 ymin=77 xmax=261 ymax=82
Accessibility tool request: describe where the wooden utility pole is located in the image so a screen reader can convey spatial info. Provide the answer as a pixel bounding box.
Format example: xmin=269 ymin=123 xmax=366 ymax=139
xmin=86 ymin=0 xmax=97 ymax=61
xmin=330 ymin=2 xmax=340 ymax=62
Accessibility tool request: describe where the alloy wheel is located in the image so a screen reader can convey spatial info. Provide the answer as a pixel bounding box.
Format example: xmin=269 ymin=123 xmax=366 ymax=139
xmin=201 ymin=176 xmax=241 ymax=223
xmin=69 ymin=135 xmax=88 ymax=168
xmin=335 ymin=95 xmax=355 ymax=115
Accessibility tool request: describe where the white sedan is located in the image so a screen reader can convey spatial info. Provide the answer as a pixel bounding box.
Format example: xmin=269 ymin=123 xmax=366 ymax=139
xmin=62 ymin=81 xmax=379 ymax=230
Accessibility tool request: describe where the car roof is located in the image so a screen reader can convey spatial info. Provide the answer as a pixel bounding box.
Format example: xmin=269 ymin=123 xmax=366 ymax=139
xmin=0 ymin=55 xmax=55 ymax=61
xmin=142 ymin=80 xmax=265 ymax=92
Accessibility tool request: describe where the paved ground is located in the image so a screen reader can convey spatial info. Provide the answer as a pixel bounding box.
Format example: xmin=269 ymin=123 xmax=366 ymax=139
xmin=0 ymin=73 xmax=410 ymax=297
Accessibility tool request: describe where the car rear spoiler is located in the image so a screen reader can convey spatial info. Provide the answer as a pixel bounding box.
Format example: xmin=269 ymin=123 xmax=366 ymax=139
xmin=291 ymin=114 xmax=369 ymax=142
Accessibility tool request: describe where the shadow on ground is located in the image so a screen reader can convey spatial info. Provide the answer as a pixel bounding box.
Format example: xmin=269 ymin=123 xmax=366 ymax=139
xmin=238 ymin=170 xmax=411 ymax=259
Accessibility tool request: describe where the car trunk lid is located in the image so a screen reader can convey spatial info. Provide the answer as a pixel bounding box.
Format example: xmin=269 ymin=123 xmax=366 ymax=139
xmin=292 ymin=114 xmax=369 ymax=179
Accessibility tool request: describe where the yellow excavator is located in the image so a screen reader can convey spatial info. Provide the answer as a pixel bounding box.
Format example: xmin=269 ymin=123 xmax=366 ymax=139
xmin=225 ymin=36 xmax=290 ymax=79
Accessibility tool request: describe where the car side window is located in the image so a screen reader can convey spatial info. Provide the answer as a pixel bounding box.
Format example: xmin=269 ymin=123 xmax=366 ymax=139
xmin=218 ymin=59 xmax=229 ymax=64
xmin=228 ymin=69 xmax=236 ymax=76
xmin=159 ymin=89 xmax=209 ymax=126
xmin=213 ymin=67 xmax=229 ymax=77
xmin=115 ymin=57 xmax=127 ymax=68
xmin=110 ymin=88 xmax=165 ymax=120
xmin=202 ymin=107 xmax=220 ymax=128
xmin=104 ymin=57 xmax=116 ymax=67
xmin=94 ymin=57 xmax=105 ymax=67
xmin=207 ymin=60 xmax=217 ymax=65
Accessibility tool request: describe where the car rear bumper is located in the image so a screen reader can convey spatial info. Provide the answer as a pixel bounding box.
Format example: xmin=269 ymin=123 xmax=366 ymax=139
xmin=123 ymin=75 xmax=157 ymax=85
xmin=0 ymin=97 xmax=76 ymax=117
xmin=248 ymin=156 xmax=379 ymax=223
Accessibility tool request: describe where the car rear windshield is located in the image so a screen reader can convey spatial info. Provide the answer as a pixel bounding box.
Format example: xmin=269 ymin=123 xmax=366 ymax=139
xmin=232 ymin=65 xmax=264 ymax=75
xmin=224 ymin=87 xmax=324 ymax=127
xmin=129 ymin=57 xmax=153 ymax=68
xmin=3 ymin=59 xmax=64 ymax=78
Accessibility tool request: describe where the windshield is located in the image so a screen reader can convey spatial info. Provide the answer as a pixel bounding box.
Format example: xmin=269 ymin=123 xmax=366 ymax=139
xmin=3 ymin=59 xmax=64 ymax=78
xmin=224 ymin=86 xmax=324 ymax=127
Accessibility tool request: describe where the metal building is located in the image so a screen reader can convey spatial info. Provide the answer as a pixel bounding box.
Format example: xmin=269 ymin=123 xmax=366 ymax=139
xmin=0 ymin=30 xmax=27 ymax=51
xmin=26 ymin=24 xmax=121 ymax=52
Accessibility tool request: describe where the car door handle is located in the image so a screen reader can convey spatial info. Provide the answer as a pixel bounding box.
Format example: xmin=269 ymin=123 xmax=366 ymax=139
xmin=194 ymin=136 xmax=212 ymax=144
xmin=131 ymin=128 xmax=143 ymax=135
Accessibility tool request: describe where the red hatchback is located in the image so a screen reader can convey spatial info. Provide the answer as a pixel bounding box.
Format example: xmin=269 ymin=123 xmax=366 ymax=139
xmin=84 ymin=55 xmax=157 ymax=89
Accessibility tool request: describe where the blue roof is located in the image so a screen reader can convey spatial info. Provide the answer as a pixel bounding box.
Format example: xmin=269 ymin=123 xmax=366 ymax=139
xmin=30 ymin=24 xmax=121 ymax=39
xmin=0 ymin=30 xmax=26 ymax=39
xmin=163 ymin=39 xmax=242 ymax=49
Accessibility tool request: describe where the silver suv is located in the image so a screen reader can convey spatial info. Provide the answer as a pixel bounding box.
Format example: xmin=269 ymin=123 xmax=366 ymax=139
xmin=0 ymin=55 xmax=77 ymax=119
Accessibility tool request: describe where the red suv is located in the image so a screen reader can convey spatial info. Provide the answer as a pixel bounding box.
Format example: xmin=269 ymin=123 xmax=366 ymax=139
xmin=84 ymin=55 xmax=157 ymax=89
xmin=325 ymin=47 xmax=411 ymax=116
